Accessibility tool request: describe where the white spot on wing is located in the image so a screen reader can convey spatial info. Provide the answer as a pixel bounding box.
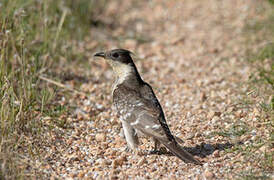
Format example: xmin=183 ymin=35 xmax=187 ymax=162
xmin=136 ymin=102 xmax=144 ymax=106
xmin=119 ymin=109 xmax=126 ymax=114
xmin=152 ymin=124 xmax=161 ymax=129
xmin=130 ymin=120 xmax=139 ymax=126
xmin=145 ymin=125 xmax=151 ymax=129
xmin=125 ymin=112 xmax=131 ymax=118
xmin=134 ymin=100 xmax=144 ymax=107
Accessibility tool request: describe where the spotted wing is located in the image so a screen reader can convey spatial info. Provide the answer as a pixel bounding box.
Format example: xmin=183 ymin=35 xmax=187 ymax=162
xmin=113 ymin=83 xmax=175 ymax=143
xmin=113 ymin=83 xmax=201 ymax=164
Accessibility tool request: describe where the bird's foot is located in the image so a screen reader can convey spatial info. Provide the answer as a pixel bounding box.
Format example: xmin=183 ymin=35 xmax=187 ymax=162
xmin=122 ymin=146 xmax=144 ymax=156
xmin=149 ymin=147 xmax=168 ymax=155
xmin=149 ymin=150 xmax=162 ymax=155
xmin=122 ymin=146 xmax=132 ymax=152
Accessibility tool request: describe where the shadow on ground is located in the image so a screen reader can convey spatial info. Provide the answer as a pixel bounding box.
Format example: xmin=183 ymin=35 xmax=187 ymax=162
xmin=149 ymin=142 xmax=235 ymax=159
xmin=185 ymin=142 xmax=234 ymax=157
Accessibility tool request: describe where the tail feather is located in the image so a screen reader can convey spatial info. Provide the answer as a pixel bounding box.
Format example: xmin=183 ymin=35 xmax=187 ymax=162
xmin=162 ymin=141 xmax=202 ymax=165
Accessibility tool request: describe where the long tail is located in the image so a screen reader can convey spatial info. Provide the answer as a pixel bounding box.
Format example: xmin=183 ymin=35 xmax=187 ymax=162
xmin=162 ymin=140 xmax=202 ymax=165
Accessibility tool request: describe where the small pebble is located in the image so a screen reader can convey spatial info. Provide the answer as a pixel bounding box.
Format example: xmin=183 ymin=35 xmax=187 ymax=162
xmin=204 ymin=170 xmax=215 ymax=179
xmin=95 ymin=133 xmax=106 ymax=142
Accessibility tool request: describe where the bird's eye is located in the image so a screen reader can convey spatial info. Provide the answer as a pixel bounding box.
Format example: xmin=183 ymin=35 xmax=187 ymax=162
xmin=112 ymin=53 xmax=119 ymax=58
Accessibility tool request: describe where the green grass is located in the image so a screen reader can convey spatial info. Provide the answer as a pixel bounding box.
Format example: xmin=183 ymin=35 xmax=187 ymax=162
xmin=245 ymin=3 xmax=274 ymax=91
xmin=210 ymin=2 xmax=274 ymax=179
xmin=244 ymin=1 xmax=274 ymax=113
xmin=237 ymin=1 xmax=274 ymax=179
xmin=0 ymin=0 xmax=107 ymax=178
xmin=247 ymin=43 xmax=274 ymax=91
xmin=268 ymin=0 xmax=274 ymax=5
xmin=211 ymin=123 xmax=250 ymax=138
xmin=237 ymin=173 xmax=272 ymax=180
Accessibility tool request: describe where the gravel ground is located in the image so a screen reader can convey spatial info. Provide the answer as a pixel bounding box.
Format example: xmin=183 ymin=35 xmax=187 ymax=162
xmin=20 ymin=0 xmax=273 ymax=179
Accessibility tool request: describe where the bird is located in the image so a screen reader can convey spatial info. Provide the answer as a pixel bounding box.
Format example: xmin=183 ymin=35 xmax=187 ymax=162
xmin=94 ymin=48 xmax=201 ymax=165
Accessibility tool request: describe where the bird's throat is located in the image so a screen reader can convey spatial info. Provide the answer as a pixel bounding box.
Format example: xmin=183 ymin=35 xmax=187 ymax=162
xmin=108 ymin=61 xmax=142 ymax=91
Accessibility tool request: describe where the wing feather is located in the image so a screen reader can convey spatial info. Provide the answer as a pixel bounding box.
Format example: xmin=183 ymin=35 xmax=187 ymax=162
xmin=113 ymin=83 xmax=201 ymax=164
xmin=113 ymin=83 xmax=174 ymax=143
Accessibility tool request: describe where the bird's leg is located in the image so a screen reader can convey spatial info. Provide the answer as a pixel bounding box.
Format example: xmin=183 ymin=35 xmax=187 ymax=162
xmin=149 ymin=138 xmax=161 ymax=154
xmin=121 ymin=121 xmax=139 ymax=152
xmin=149 ymin=138 xmax=168 ymax=155
xmin=153 ymin=138 xmax=160 ymax=152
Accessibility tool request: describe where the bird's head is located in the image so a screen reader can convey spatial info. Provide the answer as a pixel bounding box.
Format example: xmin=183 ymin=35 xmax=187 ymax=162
xmin=94 ymin=49 xmax=137 ymax=81
xmin=94 ymin=49 xmax=134 ymax=65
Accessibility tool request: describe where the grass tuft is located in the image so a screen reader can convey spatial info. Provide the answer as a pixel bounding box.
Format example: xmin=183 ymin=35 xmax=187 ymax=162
xmin=0 ymin=0 xmax=107 ymax=178
xmin=238 ymin=1 xmax=274 ymax=178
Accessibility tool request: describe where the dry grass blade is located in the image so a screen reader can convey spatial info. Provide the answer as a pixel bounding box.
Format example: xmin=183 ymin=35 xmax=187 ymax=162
xmin=39 ymin=75 xmax=87 ymax=97
xmin=53 ymin=8 xmax=68 ymax=51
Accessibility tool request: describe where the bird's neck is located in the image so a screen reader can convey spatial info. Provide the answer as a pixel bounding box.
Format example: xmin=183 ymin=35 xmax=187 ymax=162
xmin=109 ymin=61 xmax=143 ymax=87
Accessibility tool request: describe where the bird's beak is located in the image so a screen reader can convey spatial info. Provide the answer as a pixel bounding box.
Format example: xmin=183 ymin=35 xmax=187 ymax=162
xmin=94 ymin=52 xmax=105 ymax=58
